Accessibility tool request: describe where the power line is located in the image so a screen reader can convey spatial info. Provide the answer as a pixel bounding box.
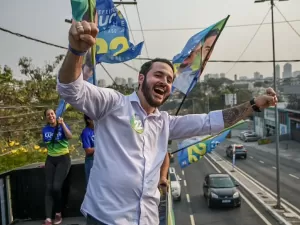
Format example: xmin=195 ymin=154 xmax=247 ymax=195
xmin=1 ymin=26 xmax=299 ymax=64
xmin=135 ymin=0 xmax=150 ymax=58
xmin=100 ymin=63 xmax=116 ymax=85
xmin=0 ymin=26 xmax=137 ymax=84
xmin=275 ymin=5 xmax=300 ymax=39
xmin=0 ymin=27 xmax=67 ymax=50
xmin=135 ymin=57 xmax=300 ymax=63
xmin=225 ymin=7 xmax=271 ymax=75
xmin=121 ymin=1 xmax=140 ymax=69
xmin=131 ymin=19 xmax=300 ymax=32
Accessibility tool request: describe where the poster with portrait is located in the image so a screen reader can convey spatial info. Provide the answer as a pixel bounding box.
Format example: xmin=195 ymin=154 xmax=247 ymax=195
xmin=172 ymin=16 xmax=230 ymax=95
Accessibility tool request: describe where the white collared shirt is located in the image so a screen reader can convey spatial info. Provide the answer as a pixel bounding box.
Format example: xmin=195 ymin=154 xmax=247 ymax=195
xmin=57 ymin=73 xmax=224 ymax=225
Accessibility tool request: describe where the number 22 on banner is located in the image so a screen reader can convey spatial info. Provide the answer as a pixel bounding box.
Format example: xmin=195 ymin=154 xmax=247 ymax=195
xmin=96 ymin=37 xmax=129 ymax=56
xmin=187 ymin=143 xmax=207 ymax=163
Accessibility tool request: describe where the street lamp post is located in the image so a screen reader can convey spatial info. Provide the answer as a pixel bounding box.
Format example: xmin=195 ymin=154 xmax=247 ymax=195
xmin=254 ymin=0 xmax=288 ymax=209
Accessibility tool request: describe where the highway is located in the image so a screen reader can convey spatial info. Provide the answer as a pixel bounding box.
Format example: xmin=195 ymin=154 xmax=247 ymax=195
xmin=170 ymin=142 xmax=279 ymax=225
xmin=215 ymin=139 xmax=300 ymax=212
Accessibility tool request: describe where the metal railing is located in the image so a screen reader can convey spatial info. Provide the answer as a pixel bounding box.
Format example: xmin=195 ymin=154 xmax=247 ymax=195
xmin=0 ymin=166 xmax=176 ymax=225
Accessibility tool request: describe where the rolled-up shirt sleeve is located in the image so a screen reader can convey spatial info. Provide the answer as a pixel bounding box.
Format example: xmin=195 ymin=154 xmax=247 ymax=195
xmin=57 ymin=73 xmax=123 ymax=121
xmin=168 ymin=110 xmax=224 ymax=140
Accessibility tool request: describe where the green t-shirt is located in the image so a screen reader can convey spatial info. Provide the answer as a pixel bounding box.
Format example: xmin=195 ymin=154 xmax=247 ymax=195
xmin=42 ymin=124 xmax=70 ymax=156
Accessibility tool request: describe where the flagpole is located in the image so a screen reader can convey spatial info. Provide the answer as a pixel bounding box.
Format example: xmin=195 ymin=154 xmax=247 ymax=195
xmin=173 ymin=15 xmax=230 ymax=116
xmin=88 ymin=0 xmax=97 ymax=85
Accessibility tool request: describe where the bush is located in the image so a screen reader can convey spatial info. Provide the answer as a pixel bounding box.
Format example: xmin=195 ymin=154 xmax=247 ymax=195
xmin=258 ymin=138 xmax=272 ymax=145
xmin=0 ymin=140 xmax=84 ymax=174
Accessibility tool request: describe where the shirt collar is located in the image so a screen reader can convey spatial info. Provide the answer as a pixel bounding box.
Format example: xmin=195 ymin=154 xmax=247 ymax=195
xmin=128 ymin=92 xmax=161 ymax=116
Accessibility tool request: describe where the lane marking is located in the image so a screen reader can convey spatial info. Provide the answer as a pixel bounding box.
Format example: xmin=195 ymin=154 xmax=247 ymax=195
xmin=205 ymin=155 xmax=273 ymax=225
xmin=184 ymin=180 xmax=187 ymax=186
xmin=239 ymin=192 xmax=272 ymax=225
xmin=186 ymin=194 xmax=190 ymax=203
xmin=190 ymin=215 xmax=195 ymax=225
xmin=212 ymin=151 xmax=300 ymax=215
xmin=289 ymin=174 xmax=300 ymax=180
xmin=250 ymin=156 xmax=254 ymax=159
xmin=182 ymin=170 xmax=185 ymax=176
xmin=259 ymin=160 xmax=264 ymax=164
xmin=272 ymin=167 xmax=276 ymax=170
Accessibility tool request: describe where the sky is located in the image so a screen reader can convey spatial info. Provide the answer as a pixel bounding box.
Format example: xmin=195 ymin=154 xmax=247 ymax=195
xmin=0 ymin=0 xmax=300 ymax=85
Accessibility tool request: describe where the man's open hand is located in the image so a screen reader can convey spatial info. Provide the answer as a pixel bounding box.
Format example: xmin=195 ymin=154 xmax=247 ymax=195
xmin=69 ymin=21 xmax=99 ymax=52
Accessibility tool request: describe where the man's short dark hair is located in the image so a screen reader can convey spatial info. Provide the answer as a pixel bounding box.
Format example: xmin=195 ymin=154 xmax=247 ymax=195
xmin=139 ymin=58 xmax=174 ymax=77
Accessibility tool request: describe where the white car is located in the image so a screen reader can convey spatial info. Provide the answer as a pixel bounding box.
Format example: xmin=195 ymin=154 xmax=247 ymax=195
xmin=169 ymin=167 xmax=182 ymax=201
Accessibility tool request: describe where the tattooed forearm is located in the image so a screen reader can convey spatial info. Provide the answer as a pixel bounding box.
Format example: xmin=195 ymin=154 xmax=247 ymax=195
xmin=222 ymin=101 xmax=253 ymax=128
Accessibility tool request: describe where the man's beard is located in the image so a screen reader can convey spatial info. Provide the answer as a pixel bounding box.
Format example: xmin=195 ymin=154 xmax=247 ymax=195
xmin=141 ymin=79 xmax=169 ymax=108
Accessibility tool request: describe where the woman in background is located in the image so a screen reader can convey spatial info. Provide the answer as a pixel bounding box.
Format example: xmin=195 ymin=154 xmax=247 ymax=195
xmin=42 ymin=109 xmax=72 ymax=225
xmin=81 ymin=114 xmax=95 ymax=185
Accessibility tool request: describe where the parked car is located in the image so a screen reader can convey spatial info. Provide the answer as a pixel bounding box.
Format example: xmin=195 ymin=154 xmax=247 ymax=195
xmin=242 ymin=133 xmax=260 ymax=142
xmin=169 ymin=167 xmax=182 ymax=201
xmin=239 ymin=130 xmax=254 ymax=139
xmin=226 ymin=144 xmax=247 ymax=159
xmin=203 ymin=173 xmax=241 ymax=208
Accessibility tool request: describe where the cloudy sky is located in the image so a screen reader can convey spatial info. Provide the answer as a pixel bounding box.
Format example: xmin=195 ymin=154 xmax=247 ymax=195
xmin=0 ymin=0 xmax=300 ymax=85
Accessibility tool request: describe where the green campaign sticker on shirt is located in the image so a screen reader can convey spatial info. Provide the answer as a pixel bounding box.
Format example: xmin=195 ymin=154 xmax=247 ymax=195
xmin=130 ymin=114 xmax=144 ymax=134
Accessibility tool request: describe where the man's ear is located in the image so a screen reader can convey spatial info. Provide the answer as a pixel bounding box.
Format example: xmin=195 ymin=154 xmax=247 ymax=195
xmin=138 ymin=73 xmax=145 ymax=87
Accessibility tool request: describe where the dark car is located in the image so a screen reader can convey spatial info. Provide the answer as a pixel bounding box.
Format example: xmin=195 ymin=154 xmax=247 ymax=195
xmin=226 ymin=144 xmax=247 ymax=159
xmin=203 ymin=173 xmax=241 ymax=208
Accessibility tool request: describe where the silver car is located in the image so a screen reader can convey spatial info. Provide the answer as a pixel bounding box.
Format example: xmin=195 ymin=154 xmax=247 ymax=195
xmin=239 ymin=130 xmax=254 ymax=139
xmin=242 ymin=133 xmax=260 ymax=142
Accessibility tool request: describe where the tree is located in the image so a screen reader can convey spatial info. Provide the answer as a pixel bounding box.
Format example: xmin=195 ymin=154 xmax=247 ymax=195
xmin=0 ymin=55 xmax=66 ymax=143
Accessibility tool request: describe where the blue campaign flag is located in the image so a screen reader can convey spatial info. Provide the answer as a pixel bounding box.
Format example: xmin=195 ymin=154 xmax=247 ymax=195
xmin=95 ymin=0 xmax=144 ymax=63
xmin=177 ymin=130 xmax=231 ymax=168
xmin=172 ymin=16 xmax=229 ymax=95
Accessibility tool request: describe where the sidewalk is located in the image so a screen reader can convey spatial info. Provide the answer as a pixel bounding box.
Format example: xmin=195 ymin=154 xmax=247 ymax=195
xmin=229 ymin=130 xmax=300 ymax=163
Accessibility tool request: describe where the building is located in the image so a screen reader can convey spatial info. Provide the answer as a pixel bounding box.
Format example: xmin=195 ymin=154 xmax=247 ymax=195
xmin=275 ymin=64 xmax=280 ymax=79
xmin=253 ymin=102 xmax=300 ymax=142
xmin=128 ymin=78 xmax=134 ymax=88
xmin=240 ymin=76 xmax=248 ymax=80
xmin=254 ymin=72 xmax=260 ymax=80
xmin=203 ymin=73 xmax=219 ymax=81
xmin=98 ymin=79 xmax=106 ymax=87
xmin=293 ymin=71 xmax=300 ymax=77
xmin=115 ymin=77 xmax=127 ymax=86
xmin=282 ymin=63 xmax=292 ymax=79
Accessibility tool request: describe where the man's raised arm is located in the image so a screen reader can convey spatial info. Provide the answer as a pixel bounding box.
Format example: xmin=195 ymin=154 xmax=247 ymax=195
xmin=57 ymin=21 xmax=122 ymax=120
xmin=169 ymin=88 xmax=278 ymax=140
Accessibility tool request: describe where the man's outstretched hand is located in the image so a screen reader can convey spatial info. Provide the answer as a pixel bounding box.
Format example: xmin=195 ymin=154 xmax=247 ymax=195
xmin=255 ymin=87 xmax=278 ymax=109
xmin=69 ymin=21 xmax=99 ymax=53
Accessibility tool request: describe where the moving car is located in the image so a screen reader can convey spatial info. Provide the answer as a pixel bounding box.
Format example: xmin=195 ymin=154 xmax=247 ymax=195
xmin=226 ymin=144 xmax=247 ymax=159
xmin=169 ymin=167 xmax=182 ymax=201
xmin=203 ymin=173 xmax=241 ymax=208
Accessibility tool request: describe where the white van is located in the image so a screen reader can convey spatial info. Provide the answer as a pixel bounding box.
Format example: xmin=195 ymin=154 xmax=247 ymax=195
xmin=169 ymin=167 xmax=182 ymax=201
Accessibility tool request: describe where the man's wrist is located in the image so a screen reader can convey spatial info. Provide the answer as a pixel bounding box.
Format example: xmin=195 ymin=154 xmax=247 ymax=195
xmin=68 ymin=44 xmax=87 ymax=56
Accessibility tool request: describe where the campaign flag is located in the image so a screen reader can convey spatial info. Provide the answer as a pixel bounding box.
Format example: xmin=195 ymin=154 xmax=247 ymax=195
xmin=56 ymin=0 xmax=97 ymax=117
xmin=71 ymin=0 xmax=144 ymax=64
xmin=177 ymin=120 xmax=245 ymax=168
xmin=177 ymin=130 xmax=230 ymax=168
xmin=95 ymin=0 xmax=144 ymax=63
xmin=172 ymin=16 xmax=230 ymax=95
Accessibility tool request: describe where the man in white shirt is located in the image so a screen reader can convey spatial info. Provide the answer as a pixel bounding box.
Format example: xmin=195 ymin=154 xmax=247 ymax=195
xmin=57 ymin=20 xmax=278 ymax=225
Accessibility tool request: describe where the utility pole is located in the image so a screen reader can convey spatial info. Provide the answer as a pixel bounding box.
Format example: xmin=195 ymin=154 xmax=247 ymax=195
xmin=254 ymin=0 xmax=289 ymax=209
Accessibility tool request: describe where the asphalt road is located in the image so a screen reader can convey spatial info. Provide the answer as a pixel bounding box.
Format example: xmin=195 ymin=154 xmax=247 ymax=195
xmin=170 ymin=146 xmax=278 ymax=225
xmin=215 ymin=139 xmax=300 ymax=211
